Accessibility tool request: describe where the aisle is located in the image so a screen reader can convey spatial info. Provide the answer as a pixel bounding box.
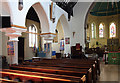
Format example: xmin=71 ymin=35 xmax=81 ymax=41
xmin=97 ymin=62 xmax=120 ymax=83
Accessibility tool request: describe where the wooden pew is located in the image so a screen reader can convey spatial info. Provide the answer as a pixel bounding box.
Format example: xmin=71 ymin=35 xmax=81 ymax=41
xmin=0 ymin=78 xmax=21 ymax=83
xmin=22 ymin=59 xmax=97 ymax=83
xmin=32 ymin=58 xmax=100 ymax=73
xmin=23 ymin=61 xmax=97 ymax=81
xmin=1 ymin=69 xmax=85 ymax=83
xmin=24 ymin=59 xmax=99 ymax=73
xmin=10 ymin=65 xmax=92 ymax=83
xmin=34 ymin=58 xmax=100 ymax=75
xmin=35 ymin=64 xmax=94 ymax=83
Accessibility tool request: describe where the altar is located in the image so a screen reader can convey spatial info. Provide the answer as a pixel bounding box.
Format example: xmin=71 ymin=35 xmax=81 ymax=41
xmin=108 ymin=52 xmax=120 ymax=65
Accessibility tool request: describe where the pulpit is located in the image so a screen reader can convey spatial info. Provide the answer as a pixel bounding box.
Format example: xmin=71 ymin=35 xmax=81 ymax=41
xmin=71 ymin=43 xmax=85 ymax=59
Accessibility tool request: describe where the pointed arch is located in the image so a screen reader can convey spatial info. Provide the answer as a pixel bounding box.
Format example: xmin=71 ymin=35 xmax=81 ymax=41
xmin=57 ymin=14 xmax=70 ymax=37
xmin=25 ymin=2 xmax=49 ymax=33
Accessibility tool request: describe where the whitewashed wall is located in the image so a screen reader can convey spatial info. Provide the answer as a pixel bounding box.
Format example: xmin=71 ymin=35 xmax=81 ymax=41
xmin=69 ymin=2 xmax=93 ymax=50
xmin=0 ymin=0 xmax=70 ymax=60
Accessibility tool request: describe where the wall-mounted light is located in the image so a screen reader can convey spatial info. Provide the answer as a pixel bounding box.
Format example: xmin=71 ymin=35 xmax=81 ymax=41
xmin=73 ymin=31 xmax=75 ymax=38
xmin=18 ymin=0 xmax=23 ymax=11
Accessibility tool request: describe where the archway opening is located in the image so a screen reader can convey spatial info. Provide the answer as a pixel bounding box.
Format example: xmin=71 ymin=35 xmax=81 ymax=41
xmin=85 ymin=1 xmax=120 ymax=57
xmin=52 ymin=19 xmax=65 ymax=58
xmin=19 ymin=5 xmax=42 ymax=62
xmin=52 ymin=14 xmax=70 ymax=58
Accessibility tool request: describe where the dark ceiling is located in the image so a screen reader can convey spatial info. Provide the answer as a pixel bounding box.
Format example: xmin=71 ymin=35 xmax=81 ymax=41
xmin=55 ymin=2 xmax=77 ymax=20
xmin=90 ymin=2 xmax=120 ymax=16
xmin=52 ymin=0 xmax=78 ymax=20
xmin=26 ymin=7 xmax=40 ymax=22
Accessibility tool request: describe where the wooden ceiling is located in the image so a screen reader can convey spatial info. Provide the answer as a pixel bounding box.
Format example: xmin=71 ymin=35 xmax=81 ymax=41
xmin=90 ymin=2 xmax=120 ymax=16
xmin=52 ymin=1 xmax=77 ymax=20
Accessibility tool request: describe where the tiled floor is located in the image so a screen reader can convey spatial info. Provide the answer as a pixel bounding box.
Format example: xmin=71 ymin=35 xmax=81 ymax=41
xmin=97 ymin=62 xmax=120 ymax=83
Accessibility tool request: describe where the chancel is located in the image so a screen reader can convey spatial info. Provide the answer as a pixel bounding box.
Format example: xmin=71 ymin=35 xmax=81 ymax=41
xmin=0 ymin=0 xmax=120 ymax=83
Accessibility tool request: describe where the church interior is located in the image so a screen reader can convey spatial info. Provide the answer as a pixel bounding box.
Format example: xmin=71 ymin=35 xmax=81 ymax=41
xmin=0 ymin=0 xmax=120 ymax=83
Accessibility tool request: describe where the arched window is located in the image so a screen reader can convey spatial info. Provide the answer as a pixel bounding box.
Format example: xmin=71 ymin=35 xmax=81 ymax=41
xmin=110 ymin=23 xmax=116 ymax=38
xmin=29 ymin=25 xmax=38 ymax=47
xmin=99 ymin=23 xmax=104 ymax=38
xmin=91 ymin=23 xmax=96 ymax=38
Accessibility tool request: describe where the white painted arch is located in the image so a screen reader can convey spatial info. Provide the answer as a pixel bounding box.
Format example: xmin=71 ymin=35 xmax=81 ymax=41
xmin=53 ymin=14 xmax=71 ymax=54
xmin=57 ymin=14 xmax=70 ymax=37
xmin=69 ymin=2 xmax=94 ymax=48
xmin=4 ymin=0 xmax=50 ymax=33
xmin=24 ymin=1 xmax=50 ymax=33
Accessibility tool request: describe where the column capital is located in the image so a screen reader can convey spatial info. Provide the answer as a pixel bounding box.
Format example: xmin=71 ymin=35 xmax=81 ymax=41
xmin=0 ymin=25 xmax=27 ymax=41
xmin=40 ymin=33 xmax=56 ymax=43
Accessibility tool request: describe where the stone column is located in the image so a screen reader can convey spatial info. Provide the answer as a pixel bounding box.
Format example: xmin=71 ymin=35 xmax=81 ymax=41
xmin=6 ymin=32 xmax=21 ymax=65
xmin=0 ymin=26 xmax=27 ymax=65
xmin=44 ymin=42 xmax=52 ymax=59
xmin=11 ymin=41 xmax=18 ymax=65
xmin=41 ymin=33 xmax=56 ymax=59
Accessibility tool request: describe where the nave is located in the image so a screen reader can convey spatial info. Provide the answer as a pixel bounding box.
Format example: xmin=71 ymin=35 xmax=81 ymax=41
xmin=0 ymin=1 xmax=120 ymax=83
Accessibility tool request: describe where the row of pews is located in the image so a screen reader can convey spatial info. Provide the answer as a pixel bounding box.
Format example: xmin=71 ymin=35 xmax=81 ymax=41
xmin=1 ymin=59 xmax=100 ymax=83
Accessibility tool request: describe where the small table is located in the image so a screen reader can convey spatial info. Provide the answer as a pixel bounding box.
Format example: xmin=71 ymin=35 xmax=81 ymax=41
xmin=32 ymin=57 xmax=41 ymax=61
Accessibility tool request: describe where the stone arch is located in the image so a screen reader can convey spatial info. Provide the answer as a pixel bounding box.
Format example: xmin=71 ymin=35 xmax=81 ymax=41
xmin=55 ymin=14 xmax=70 ymax=54
xmin=25 ymin=2 xmax=49 ymax=33
xmin=56 ymin=14 xmax=70 ymax=37
xmin=84 ymin=2 xmax=95 ymax=44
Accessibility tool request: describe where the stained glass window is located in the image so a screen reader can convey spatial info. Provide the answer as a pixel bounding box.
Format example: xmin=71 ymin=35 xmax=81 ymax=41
xmin=29 ymin=25 xmax=38 ymax=47
xmin=110 ymin=23 xmax=116 ymax=38
xmin=91 ymin=23 xmax=96 ymax=38
xmin=99 ymin=23 xmax=104 ymax=38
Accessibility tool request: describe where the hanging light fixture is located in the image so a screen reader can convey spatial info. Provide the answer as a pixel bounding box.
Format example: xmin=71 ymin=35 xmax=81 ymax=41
xmin=18 ymin=0 xmax=23 ymax=10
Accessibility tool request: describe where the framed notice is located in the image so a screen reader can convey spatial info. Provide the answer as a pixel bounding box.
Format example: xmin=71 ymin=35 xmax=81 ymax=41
xmin=7 ymin=41 xmax=15 ymax=56
xmin=65 ymin=38 xmax=70 ymax=44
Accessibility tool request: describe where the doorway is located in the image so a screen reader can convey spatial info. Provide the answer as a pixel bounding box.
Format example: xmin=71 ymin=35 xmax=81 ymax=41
xmin=18 ymin=37 xmax=24 ymax=64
